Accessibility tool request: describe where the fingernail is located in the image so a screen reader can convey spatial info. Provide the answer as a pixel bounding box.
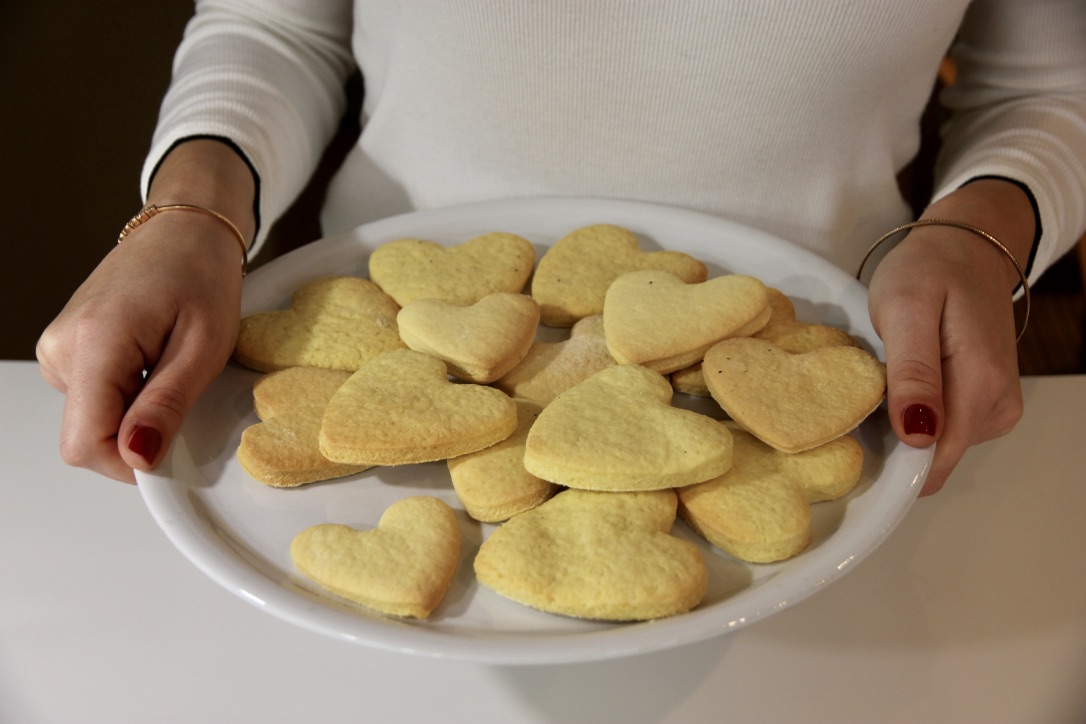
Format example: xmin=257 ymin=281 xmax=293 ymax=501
xmin=903 ymin=404 xmax=936 ymax=436
xmin=128 ymin=426 xmax=162 ymax=464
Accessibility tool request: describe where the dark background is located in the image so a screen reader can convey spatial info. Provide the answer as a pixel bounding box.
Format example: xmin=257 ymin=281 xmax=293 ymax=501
xmin=2 ymin=3 xmax=1082 ymax=371
xmin=3 ymin=4 xmax=194 ymax=360
xmin=0 ymin=2 xmax=347 ymax=361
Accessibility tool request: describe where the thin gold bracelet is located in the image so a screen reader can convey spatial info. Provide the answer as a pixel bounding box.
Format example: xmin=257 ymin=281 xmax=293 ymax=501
xmin=117 ymin=203 xmax=250 ymax=276
xmin=855 ymin=218 xmax=1030 ymax=342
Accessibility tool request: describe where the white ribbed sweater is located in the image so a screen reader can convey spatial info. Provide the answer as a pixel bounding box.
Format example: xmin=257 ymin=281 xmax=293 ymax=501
xmin=144 ymin=0 xmax=1086 ymax=280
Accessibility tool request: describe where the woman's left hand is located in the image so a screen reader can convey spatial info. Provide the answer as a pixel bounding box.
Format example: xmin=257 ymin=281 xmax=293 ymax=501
xmin=866 ymin=178 xmax=1035 ymax=496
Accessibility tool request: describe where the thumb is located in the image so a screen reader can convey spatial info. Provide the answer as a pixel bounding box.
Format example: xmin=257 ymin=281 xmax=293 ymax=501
xmin=869 ymin=284 xmax=945 ymax=452
xmin=118 ymin=329 xmax=230 ymax=473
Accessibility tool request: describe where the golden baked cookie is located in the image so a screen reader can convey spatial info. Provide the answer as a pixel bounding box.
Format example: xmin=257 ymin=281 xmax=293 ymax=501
xmin=234 ymin=276 xmax=405 ymax=373
xmin=670 ymin=362 xmax=711 ymax=397
xmin=238 ymin=367 xmax=370 ymax=487
xmin=396 ymin=292 xmax=540 ymax=383
xmin=531 ymin=224 xmax=708 ymax=327
xmin=446 ymin=399 xmax=558 ymax=522
xmin=703 ymin=338 xmax=886 ymax=453
xmin=474 ymin=489 xmax=706 ymax=621
xmin=752 ymin=288 xmax=860 ymax=353
xmin=319 ymin=349 xmax=518 ymax=465
xmin=603 ymin=270 xmax=770 ymax=374
xmin=523 ymin=364 xmax=733 ymax=491
xmin=368 ymin=232 xmax=535 ymax=307
xmin=291 ymin=496 xmax=460 ymax=618
xmin=677 ymin=426 xmax=863 ymax=563
xmin=494 ymin=314 xmax=616 ymax=405
xmin=668 ymin=287 xmax=857 ymax=398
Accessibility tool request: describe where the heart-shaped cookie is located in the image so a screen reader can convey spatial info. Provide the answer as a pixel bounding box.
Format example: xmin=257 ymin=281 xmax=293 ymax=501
xmin=473 ymin=489 xmax=706 ymax=620
xmin=319 ymin=349 xmax=518 ymax=465
xmin=667 ymin=288 xmax=855 ymax=398
xmin=368 ymin=232 xmax=535 ymax=307
xmin=447 ymin=399 xmax=558 ymax=522
xmin=531 ymin=224 xmax=708 ymax=327
xmin=291 ymin=496 xmax=460 ymax=618
xmin=234 ymin=276 xmax=405 ymax=372
xmin=752 ymin=288 xmax=860 ymax=353
xmin=396 ymin=293 xmax=540 ymax=383
xmin=703 ymin=338 xmax=886 ymax=453
xmin=603 ymin=270 xmax=771 ymax=374
xmin=670 ymin=362 xmax=711 ymax=397
xmin=495 ymin=314 xmax=617 ymax=405
xmin=238 ymin=367 xmax=371 ymax=487
xmin=523 ymin=364 xmax=733 ymax=491
xmin=677 ymin=426 xmax=863 ymax=563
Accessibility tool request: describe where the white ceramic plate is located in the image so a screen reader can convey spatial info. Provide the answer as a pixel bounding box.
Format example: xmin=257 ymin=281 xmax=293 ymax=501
xmin=138 ymin=197 xmax=931 ymax=664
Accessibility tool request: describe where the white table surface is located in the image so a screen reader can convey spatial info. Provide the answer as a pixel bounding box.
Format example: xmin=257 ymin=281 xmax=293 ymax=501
xmin=3 ymin=360 xmax=1084 ymax=723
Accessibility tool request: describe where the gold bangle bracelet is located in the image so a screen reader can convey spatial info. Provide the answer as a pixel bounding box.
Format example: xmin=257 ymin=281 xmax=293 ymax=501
xmin=855 ymin=218 xmax=1030 ymax=343
xmin=117 ymin=203 xmax=250 ymax=276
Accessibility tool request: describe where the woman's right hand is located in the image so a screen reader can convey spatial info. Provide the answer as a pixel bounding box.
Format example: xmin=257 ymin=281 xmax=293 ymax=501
xmin=37 ymin=140 xmax=255 ymax=483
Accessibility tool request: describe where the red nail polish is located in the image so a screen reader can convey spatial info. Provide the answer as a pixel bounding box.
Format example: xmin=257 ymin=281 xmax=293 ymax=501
xmin=128 ymin=426 xmax=162 ymax=464
xmin=903 ymin=404 xmax=936 ymax=436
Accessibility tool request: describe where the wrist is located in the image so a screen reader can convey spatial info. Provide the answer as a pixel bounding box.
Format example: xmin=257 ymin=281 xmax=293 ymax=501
xmin=922 ymin=178 xmax=1036 ymax=292
xmin=146 ymin=138 xmax=258 ymax=246
xmin=118 ymin=204 xmax=250 ymax=276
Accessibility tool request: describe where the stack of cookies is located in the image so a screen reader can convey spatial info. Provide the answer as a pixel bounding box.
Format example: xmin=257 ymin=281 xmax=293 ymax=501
xmin=232 ymin=224 xmax=886 ymax=621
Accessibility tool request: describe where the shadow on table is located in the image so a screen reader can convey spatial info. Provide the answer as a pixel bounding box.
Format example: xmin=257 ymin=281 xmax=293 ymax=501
xmin=492 ymin=633 xmax=732 ymax=722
